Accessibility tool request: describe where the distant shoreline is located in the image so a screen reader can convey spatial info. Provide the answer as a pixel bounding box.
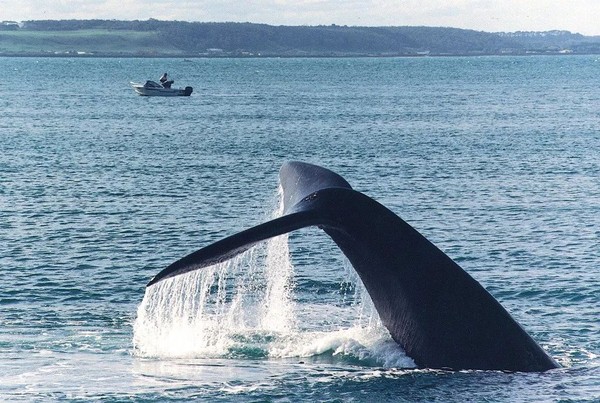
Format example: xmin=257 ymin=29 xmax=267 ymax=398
xmin=2 ymin=21 xmax=600 ymax=57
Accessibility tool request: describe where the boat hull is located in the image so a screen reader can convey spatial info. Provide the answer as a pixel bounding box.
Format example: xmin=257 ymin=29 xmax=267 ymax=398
xmin=130 ymin=82 xmax=193 ymax=97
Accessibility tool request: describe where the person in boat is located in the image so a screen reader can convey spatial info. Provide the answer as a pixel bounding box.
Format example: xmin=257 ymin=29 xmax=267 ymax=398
xmin=159 ymin=72 xmax=174 ymax=89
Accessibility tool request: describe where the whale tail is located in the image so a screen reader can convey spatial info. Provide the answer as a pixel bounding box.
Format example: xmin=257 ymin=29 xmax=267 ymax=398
xmin=147 ymin=161 xmax=558 ymax=372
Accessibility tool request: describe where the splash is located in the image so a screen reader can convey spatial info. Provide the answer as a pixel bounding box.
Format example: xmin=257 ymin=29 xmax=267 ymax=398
xmin=259 ymin=191 xmax=296 ymax=333
xmin=133 ymin=187 xmax=415 ymax=368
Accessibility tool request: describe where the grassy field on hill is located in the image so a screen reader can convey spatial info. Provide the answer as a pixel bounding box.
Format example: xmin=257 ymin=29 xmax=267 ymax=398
xmin=0 ymin=29 xmax=170 ymax=55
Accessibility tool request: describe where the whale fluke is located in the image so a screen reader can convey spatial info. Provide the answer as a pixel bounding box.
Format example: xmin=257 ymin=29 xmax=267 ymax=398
xmin=147 ymin=161 xmax=559 ymax=372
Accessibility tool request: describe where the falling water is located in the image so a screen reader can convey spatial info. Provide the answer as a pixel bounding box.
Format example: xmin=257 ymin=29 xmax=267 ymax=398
xmin=133 ymin=187 xmax=415 ymax=368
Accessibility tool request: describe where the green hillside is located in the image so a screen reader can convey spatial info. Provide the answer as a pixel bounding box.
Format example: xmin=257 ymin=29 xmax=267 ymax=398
xmin=0 ymin=29 xmax=165 ymax=55
xmin=2 ymin=20 xmax=599 ymax=57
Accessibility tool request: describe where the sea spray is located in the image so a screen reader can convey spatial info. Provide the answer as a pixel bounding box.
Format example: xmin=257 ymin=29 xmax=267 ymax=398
xmin=267 ymin=259 xmax=414 ymax=368
xmin=260 ymin=188 xmax=296 ymax=332
xmin=133 ymin=187 xmax=297 ymax=358
xmin=133 ymin=247 xmax=273 ymax=358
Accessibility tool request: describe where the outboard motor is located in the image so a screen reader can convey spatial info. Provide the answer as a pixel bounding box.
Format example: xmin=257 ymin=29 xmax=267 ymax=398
xmin=184 ymin=86 xmax=193 ymax=96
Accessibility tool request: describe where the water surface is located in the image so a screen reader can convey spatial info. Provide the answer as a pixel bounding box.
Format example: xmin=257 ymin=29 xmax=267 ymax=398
xmin=0 ymin=56 xmax=599 ymax=401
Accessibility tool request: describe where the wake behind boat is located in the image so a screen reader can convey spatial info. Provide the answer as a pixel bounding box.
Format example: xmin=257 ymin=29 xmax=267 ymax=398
xmin=130 ymin=80 xmax=193 ymax=97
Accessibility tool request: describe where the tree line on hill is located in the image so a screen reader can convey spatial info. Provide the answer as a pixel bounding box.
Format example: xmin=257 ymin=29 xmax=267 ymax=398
xmin=10 ymin=19 xmax=600 ymax=56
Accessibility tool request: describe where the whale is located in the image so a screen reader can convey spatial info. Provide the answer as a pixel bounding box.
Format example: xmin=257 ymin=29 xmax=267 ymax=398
xmin=148 ymin=161 xmax=559 ymax=372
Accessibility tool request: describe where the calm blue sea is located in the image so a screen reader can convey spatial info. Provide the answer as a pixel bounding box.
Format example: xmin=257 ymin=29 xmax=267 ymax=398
xmin=0 ymin=55 xmax=599 ymax=402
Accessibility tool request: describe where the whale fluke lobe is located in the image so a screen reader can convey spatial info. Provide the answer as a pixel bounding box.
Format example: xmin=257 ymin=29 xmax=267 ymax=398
xmin=147 ymin=161 xmax=559 ymax=372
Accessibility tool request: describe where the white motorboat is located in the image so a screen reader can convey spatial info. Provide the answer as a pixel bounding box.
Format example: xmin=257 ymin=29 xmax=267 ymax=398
xmin=130 ymin=80 xmax=193 ymax=96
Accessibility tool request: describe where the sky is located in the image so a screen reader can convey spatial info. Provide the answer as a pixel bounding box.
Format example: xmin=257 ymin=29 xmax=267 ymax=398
xmin=3 ymin=0 xmax=600 ymax=36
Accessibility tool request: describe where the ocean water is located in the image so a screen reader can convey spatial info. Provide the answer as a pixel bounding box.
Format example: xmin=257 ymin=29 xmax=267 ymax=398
xmin=0 ymin=55 xmax=599 ymax=401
